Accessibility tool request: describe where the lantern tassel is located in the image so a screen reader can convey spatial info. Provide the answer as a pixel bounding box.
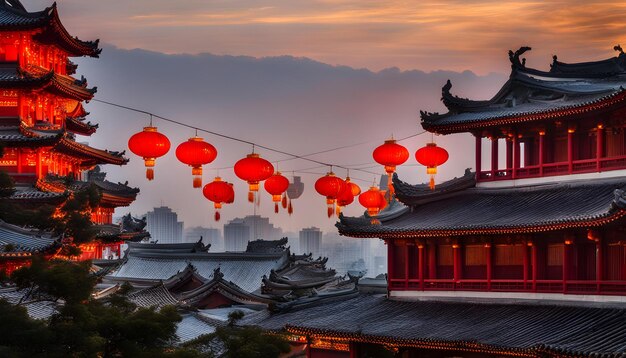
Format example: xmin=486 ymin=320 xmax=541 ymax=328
xmin=288 ymin=199 xmax=293 ymax=215
xmin=274 ymin=203 xmax=279 ymax=213
xmin=281 ymin=193 xmax=288 ymax=209
xmin=429 ymin=175 xmax=435 ymax=190
xmin=327 ymin=204 xmax=333 ymax=218
xmin=193 ymin=175 xmax=202 ymax=188
xmin=146 ymin=168 xmax=154 ymax=181
xmin=248 ymin=191 xmax=254 ymax=203
xmin=257 ymin=192 xmax=261 ymax=206
xmin=336 ymin=205 xmax=341 ymax=216
xmin=214 ymin=210 xmax=220 ymax=222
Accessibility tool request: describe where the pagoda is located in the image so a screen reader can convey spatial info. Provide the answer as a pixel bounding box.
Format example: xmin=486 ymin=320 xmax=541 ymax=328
xmin=260 ymin=46 xmax=626 ymax=357
xmin=0 ymin=0 xmax=145 ymax=270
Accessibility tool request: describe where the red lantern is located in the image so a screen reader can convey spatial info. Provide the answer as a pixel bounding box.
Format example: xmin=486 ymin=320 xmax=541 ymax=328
xmin=264 ymin=172 xmax=290 ymax=213
xmin=335 ymin=183 xmax=354 ymax=216
xmin=203 ymin=177 xmax=235 ymax=221
xmin=373 ymin=139 xmax=409 ymax=195
xmin=234 ymin=153 xmax=274 ymax=203
xmin=176 ymin=136 xmax=217 ymax=188
xmin=358 ymin=186 xmax=387 ymax=224
xmin=344 ymin=176 xmax=361 ymax=196
xmin=128 ymin=126 xmax=171 ymax=180
xmin=415 ymin=142 xmax=449 ymax=190
xmin=314 ymin=172 xmax=345 ymax=218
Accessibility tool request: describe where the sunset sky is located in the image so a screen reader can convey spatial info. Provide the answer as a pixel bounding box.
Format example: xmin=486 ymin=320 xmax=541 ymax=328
xmin=24 ymin=0 xmax=626 ymax=72
xmin=19 ymin=1 xmax=626 ymax=233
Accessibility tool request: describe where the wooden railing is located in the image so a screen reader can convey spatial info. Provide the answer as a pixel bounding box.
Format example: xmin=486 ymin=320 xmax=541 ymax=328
xmin=388 ymin=278 xmax=626 ymax=295
xmin=478 ymin=155 xmax=626 ymax=182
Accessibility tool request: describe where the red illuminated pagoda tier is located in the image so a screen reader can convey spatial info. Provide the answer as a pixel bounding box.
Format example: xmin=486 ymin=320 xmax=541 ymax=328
xmin=0 ymin=1 xmax=139 ymax=268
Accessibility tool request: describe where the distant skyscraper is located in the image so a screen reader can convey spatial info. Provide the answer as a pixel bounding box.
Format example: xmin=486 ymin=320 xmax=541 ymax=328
xmin=223 ymin=219 xmax=250 ymax=251
xmin=242 ymin=215 xmax=282 ymax=241
xmin=299 ymin=227 xmax=322 ymax=255
xmin=146 ymin=206 xmax=184 ymax=244
xmin=184 ymin=227 xmax=222 ymax=250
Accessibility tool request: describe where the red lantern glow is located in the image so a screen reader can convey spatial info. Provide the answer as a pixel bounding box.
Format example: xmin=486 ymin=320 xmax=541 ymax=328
xmin=314 ymin=172 xmax=345 ymax=217
xmin=234 ymin=153 xmax=274 ymax=203
xmin=264 ymin=172 xmax=290 ymax=213
xmin=176 ymin=136 xmax=217 ymax=188
xmin=203 ymin=177 xmax=235 ymax=221
xmin=415 ymin=142 xmax=449 ymax=190
xmin=358 ymin=186 xmax=387 ymax=224
xmin=373 ymin=139 xmax=409 ymax=195
xmin=345 ymin=176 xmax=361 ymax=196
xmin=335 ymin=183 xmax=354 ymax=216
xmin=128 ymin=126 xmax=171 ymax=180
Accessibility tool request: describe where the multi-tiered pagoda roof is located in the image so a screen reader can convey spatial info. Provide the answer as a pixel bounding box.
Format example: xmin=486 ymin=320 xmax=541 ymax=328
xmin=421 ymin=46 xmax=626 ymax=134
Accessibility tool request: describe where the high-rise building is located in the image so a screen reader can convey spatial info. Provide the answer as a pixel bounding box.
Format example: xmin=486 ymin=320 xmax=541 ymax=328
xmin=223 ymin=219 xmax=250 ymax=251
xmin=299 ymin=227 xmax=322 ymax=255
xmin=184 ymin=227 xmax=222 ymax=250
xmin=242 ymin=215 xmax=282 ymax=241
xmin=146 ymin=206 xmax=184 ymax=244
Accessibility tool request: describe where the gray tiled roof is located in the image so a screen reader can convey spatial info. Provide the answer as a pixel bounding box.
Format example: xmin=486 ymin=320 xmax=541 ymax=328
xmin=0 ymin=287 xmax=58 ymax=320
xmin=339 ymin=178 xmax=626 ymax=237
xmin=0 ymin=220 xmax=57 ymax=252
xmin=246 ymin=294 xmax=626 ymax=356
xmin=109 ymin=254 xmax=287 ymax=293
xmin=0 ymin=4 xmax=47 ymax=28
xmin=128 ymin=283 xmax=179 ymax=309
xmin=176 ymin=313 xmax=216 ymax=343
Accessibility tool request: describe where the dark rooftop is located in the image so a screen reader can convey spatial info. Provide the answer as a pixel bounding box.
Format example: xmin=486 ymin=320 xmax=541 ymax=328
xmin=339 ymin=176 xmax=626 ymax=238
xmin=245 ymin=294 xmax=626 ymax=357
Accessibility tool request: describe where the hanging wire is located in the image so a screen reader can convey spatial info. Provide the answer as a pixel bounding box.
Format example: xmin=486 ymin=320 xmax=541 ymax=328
xmin=94 ymin=98 xmax=426 ymax=177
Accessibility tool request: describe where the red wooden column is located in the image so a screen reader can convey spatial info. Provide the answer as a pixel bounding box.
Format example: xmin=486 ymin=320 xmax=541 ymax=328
xmin=428 ymin=243 xmax=437 ymax=281
xmin=35 ymin=149 xmax=42 ymax=179
xmin=404 ymin=242 xmax=410 ymax=289
xmin=531 ymin=242 xmax=537 ymax=292
xmin=563 ymin=239 xmax=571 ymax=293
xmin=491 ymin=137 xmax=498 ymax=178
xmin=475 ymin=135 xmax=482 ymax=181
xmin=594 ymin=231 xmax=603 ymax=293
xmin=418 ymin=244 xmax=425 ymax=290
xmin=512 ymin=135 xmax=520 ymax=179
xmin=523 ymin=242 xmax=530 ymax=289
xmin=567 ymin=129 xmax=575 ymax=174
xmin=349 ymin=342 xmax=358 ymax=358
xmin=539 ymin=131 xmax=545 ymax=176
xmin=453 ymin=243 xmax=462 ymax=283
xmin=506 ymin=138 xmax=513 ymax=172
xmin=596 ymin=125 xmax=604 ymax=172
xmin=486 ymin=243 xmax=492 ymax=291
xmin=16 ymin=149 xmax=22 ymax=174
xmin=387 ymin=240 xmax=394 ymax=286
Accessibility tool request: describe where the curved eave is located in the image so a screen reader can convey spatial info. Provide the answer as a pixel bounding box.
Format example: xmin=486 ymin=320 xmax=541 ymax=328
xmin=422 ymin=88 xmax=626 ymax=135
xmin=48 ymin=73 xmax=95 ymax=101
xmin=284 ymin=326 xmax=535 ymax=358
xmin=30 ymin=4 xmax=101 ymax=57
xmin=65 ymin=117 xmax=97 ymax=136
xmin=100 ymin=192 xmax=137 ymax=208
xmin=54 ymin=136 xmax=128 ymax=166
xmin=337 ymin=210 xmax=626 ymax=239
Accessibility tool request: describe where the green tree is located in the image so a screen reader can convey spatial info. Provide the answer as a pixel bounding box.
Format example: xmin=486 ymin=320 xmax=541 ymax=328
xmin=7 ymin=258 xmax=187 ymax=358
xmin=183 ymin=311 xmax=290 ymax=358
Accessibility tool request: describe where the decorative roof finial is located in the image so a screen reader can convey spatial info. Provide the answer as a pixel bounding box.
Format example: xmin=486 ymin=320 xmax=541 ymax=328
xmin=614 ymin=44 xmax=624 ymax=55
xmin=508 ymin=46 xmax=532 ymax=69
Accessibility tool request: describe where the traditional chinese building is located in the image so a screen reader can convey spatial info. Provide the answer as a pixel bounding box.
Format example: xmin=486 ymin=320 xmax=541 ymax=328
xmin=0 ymin=1 xmax=144 ymax=269
xmin=254 ymin=47 xmax=626 ymax=357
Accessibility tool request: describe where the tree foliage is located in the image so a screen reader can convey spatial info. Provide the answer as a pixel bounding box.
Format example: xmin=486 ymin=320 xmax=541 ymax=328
xmin=183 ymin=311 xmax=290 ymax=358
xmin=3 ymin=258 xmax=188 ymax=358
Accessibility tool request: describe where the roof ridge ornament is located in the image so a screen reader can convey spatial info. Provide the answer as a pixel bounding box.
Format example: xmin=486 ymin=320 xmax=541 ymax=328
xmin=509 ymin=46 xmax=532 ymax=69
xmin=614 ymin=44 xmax=624 ymax=55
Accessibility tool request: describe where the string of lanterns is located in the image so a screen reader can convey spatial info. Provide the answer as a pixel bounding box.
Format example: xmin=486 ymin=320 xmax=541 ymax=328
xmin=120 ymin=102 xmax=449 ymax=224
